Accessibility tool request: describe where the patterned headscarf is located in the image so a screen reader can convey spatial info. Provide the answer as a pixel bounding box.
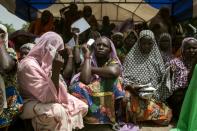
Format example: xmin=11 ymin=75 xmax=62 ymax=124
xmin=123 ymin=30 xmax=169 ymax=101
xmin=182 ymin=37 xmax=197 ymax=70
xmin=170 ymin=37 xmax=197 ymax=91
xmin=181 ymin=37 xmax=197 ymax=53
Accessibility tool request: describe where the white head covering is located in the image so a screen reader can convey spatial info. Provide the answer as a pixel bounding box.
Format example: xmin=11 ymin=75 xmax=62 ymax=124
xmin=111 ymin=32 xmax=124 ymax=37
xmin=0 ymin=24 xmax=8 ymax=48
xmin=123 ymin=30 xmax=170 ymax=101
xmin=0 ymin=24 xmax=9 ymax=111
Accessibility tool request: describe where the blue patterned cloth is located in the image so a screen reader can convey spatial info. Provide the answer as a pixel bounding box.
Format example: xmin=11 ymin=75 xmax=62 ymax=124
xmin=0 ymin=86 xmax=23 ymax=128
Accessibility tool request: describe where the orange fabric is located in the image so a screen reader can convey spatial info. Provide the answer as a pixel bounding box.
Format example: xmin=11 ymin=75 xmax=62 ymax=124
xmin=30 ymin=17 xmax=54 ymax=36
xmin=175 ymin=48 xmax=181 ymax=58
xmin=128 ymin=93 xmax=171 ymax=122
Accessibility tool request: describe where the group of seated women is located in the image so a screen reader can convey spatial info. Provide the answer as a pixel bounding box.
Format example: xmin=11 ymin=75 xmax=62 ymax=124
xmin=1 ymin=22 xmax=197 ymax=131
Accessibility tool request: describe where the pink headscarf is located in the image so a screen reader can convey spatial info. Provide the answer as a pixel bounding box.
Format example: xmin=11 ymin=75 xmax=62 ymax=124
xmin=17 ymin=32 xmax=68 ymax=104
xmin=27 ymin=31 xmax=64 ymax=75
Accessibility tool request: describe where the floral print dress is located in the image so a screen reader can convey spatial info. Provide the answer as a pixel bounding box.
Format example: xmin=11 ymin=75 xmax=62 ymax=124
xmin=70 ymin=58 xmax=125 ymax=124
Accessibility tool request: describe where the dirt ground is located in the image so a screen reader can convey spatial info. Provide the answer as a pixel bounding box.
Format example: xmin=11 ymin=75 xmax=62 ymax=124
xmin=139 ymin=123 xmax=174 ymax=131
xmin=78 ymin=122 xmax=176 ymax=131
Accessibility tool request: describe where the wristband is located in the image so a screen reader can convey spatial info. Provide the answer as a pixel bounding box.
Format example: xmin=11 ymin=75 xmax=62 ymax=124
xmin=75 ymin=45 xmax=80 ymax=48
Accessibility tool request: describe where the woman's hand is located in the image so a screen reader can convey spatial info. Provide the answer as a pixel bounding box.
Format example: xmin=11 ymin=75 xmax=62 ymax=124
xmin=52 ymin=53 xmax=64 ymax=90
xmin=65 ymin=45 xmax=73 ymax=56
xmin=71 ymin=27 xmax=80 ymax=35
xmin=52 ymin=53 xmax=64 ymax=71
xmin=82 ymin=44 xmax=90 ymax=58
xmin=63 ymin=46 xmax=74 ymax=79
xmin=79 ymin=45 xmax=92 ymax=84
xmin=58 ymin=45 xmax=73 ymax=59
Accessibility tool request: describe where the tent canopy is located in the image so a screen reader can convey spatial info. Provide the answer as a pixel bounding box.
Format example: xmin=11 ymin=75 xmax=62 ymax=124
xmin=35 ymin=0 xmax=165 ymax=22
xmin=0 ymin=0 xmax=197 ymax=23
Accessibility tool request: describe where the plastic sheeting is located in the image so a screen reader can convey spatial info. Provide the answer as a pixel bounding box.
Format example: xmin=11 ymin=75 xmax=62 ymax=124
xmin=0 ymin=0 xmax=196 ymax=22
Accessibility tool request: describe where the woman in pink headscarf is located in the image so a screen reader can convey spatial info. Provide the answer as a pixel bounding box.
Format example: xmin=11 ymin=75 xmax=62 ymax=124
xmin=17 ymin=32 xmax=88 ymax=131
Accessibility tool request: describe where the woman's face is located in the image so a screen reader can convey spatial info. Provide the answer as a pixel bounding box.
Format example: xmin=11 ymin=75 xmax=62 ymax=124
xmin=139 ymin=37 xmax=154 ymax=54
xmin=112 ymin=35 xmax=123 ymax=48
xmin=124 ymin=32 xmax=137 ymax=49
xmin=158 ymin=36 xmax=171 ymax=51
xmin=182 ymin=40 xmax=197 ymax=60
xmin=95 ymin=38 xmax=111 ymax=58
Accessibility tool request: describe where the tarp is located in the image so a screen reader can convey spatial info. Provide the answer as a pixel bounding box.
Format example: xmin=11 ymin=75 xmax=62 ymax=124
xmin=0 ymin=0 xmax=197 ymax=23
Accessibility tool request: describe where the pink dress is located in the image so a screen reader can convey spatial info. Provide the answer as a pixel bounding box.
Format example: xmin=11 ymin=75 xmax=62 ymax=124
xmin=17 ymin=32 xmax=88 ymax=131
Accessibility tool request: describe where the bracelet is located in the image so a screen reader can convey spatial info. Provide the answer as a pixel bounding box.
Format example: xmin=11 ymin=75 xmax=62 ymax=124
xmin=75 ymin=45 xmax=80 ymax=48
